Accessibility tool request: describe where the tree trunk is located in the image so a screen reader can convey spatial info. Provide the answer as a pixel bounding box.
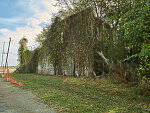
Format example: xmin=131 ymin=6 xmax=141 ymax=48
xmin=97 ymin=51 xmax=116 ymax=72
xmin=97 ymin=51 xmax=126 ymax=83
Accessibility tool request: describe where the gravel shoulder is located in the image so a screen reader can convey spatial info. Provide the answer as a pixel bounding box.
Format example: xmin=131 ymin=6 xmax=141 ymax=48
xmin=0 ymin=78 xmax=55 ymax=113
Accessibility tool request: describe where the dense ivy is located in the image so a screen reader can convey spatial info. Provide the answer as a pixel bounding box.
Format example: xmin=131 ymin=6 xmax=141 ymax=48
xmin=120 ymin=3 xmax=150 ymax=78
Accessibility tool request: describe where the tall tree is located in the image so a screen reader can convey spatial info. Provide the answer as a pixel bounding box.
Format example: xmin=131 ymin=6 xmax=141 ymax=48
xmin=18 ymin=37 xmax=28 ymax=65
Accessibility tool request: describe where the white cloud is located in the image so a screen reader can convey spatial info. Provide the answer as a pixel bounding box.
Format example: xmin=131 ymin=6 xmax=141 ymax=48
xmin=27 ymin=17 xmax=42 ymax=28
xmin=0 ymin=17 xmax=23 ymax=24
xmin=0 ymin=0 xmax=59 ymax=66
xmin=42 ymin=0 xmax=59 ymax=13
xmin=0 ymin=29 xmax=10 ymax=34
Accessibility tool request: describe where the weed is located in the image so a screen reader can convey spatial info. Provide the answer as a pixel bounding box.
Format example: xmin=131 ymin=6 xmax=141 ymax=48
xmin=13 ymin=73 xmax=150 ymax=113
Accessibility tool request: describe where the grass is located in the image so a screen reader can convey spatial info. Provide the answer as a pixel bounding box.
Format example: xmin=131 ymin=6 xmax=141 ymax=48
xmin=12 ymin=73 xmax=150 ymax=113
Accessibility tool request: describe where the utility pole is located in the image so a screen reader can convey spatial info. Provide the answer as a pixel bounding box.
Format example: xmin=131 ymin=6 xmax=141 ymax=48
xmin=1 ymin=42 xmax=5 ymax=68
xmin=5 ymin=38 xmax=11 ymax=69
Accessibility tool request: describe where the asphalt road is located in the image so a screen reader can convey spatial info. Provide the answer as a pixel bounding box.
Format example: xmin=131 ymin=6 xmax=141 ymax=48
xmin=0 ymin=78 xmax=55 ymax=113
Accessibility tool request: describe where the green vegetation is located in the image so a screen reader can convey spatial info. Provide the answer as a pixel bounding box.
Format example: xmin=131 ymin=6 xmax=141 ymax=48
xmin=33 ymin=0 xmax=150 ymax=85
xmin=121 ymin=4 xmax=150 ymax=77
xmin=18 ymin=37 xmax=29 ymax=66
xmin=17 ymin=37 xmax=38 ymax=73
xmin=17 ymin=1 xmax=150 ymax=85
xmin=15 ymin=1 xmax=150 ymax=112
xmin=13 ymin=73 xmax=150 ymax=113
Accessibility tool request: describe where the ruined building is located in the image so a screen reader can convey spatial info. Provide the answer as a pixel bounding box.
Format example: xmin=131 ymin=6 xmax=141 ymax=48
xmin=37 ymin=8 xmax=112 ymax=77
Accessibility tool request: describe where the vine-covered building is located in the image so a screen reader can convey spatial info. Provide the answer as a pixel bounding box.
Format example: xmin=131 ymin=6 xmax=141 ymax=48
xmin=37 ymin=8 xmax=112 ymax=77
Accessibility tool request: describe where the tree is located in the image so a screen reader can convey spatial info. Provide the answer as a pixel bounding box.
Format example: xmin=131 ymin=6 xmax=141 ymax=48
xmin=119 ymin=1 xmax=150 ymax=78
xmin=18 ymin=37 xmax=29 ymax=65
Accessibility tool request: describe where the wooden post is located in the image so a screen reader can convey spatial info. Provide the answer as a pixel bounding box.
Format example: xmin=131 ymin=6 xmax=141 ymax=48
xmin=1 ymin=42 xmax=5 ymax=77
xmin=5 ymin=38 xmax=11 ymax=69
xmin=1 ymin=42 xmax=5 ymax=68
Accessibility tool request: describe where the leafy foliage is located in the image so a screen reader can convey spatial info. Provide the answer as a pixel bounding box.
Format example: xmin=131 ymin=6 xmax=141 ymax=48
xmin=119 ymin=2 xmax=150 ymax=79
xmin=23 ymin=49 xmax=30 ymax=64
xmin=18 ymin=37 xmax=29 ymax=66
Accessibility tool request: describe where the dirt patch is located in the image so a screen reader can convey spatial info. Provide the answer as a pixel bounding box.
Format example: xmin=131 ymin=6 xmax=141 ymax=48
xmin=0 ymin=78 xmax=55 ymax=113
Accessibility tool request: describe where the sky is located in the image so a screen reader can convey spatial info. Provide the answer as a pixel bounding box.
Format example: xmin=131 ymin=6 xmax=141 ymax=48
xmin=0 ymin=0 xmax=59 ymax=66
